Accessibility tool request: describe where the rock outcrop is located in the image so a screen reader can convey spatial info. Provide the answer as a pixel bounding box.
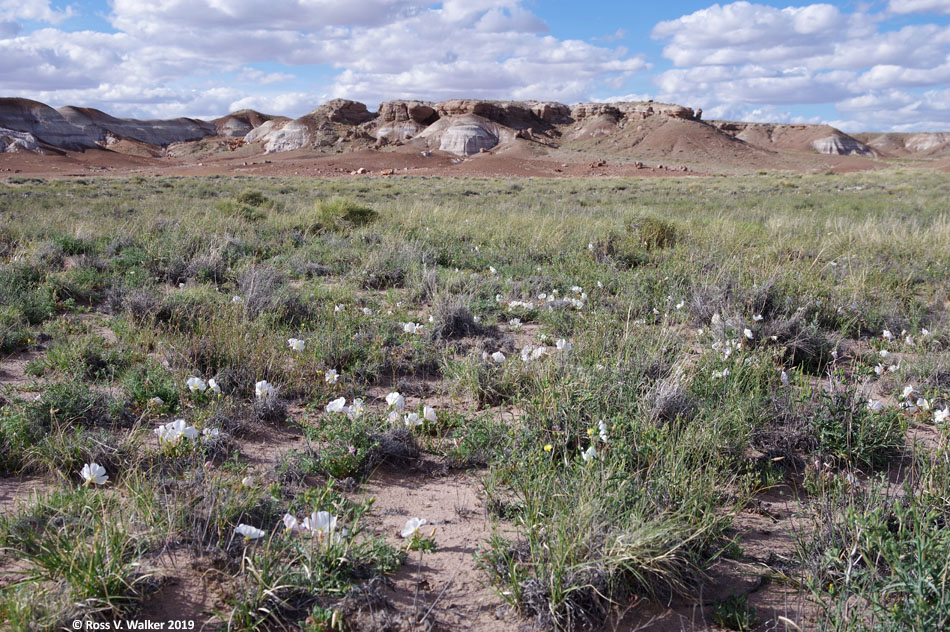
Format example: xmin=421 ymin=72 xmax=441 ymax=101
xmin=529 ymin=101 xmax=573 ymax=125
xmin=0 ymin=98 xmax=97 ymax=151
xmin=857 ymin=132 xmax=950 ymax=157
xmin=417 ymin=114 xmax=518 ymax=156
xmin=434 ymin=100 xmax=544 ymax=131
xmin=571 ymin=102 xmax=695 ymax=121
xmin=246 ymin=99 xmax=376 ymax=153
xmin=261 ymin=119 xmax=312 ymax=153
xmin=0 ymin=127 xmax=40 ymax=153
xmin=369 ymin=100 xmax=439 ymax=144
xmin=712 ymin=122 xmax=876 ymax=157
xmin=58 ymin=106 xmax=216 ymax=146
xmin=317 ymin=99 xmax=375 ymax=125
xmin=811 ymin=135 xmax=875 ymax=157
xmin=212 ymin=110 xmax=276 ymax=138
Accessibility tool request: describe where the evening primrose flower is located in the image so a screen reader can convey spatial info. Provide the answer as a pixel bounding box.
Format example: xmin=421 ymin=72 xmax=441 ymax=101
xmin=347 ymin=398 xmax=365 ymax=420
xmin=208 ymin=379 xmax=221 ymax=395
xmin=404 ymin=412 xmax=422 ymax=428
xmin=148 ymin=396 xmax=164 ymax=407
xmin=235 ymin=524 xmax=265 ymax=540
xmin=80 ymin=462 xmax=108 ymax=486
xmin=231 ymin=295 xmax=243 ymax=304
xmin=491 ymin=351 xmax=506 ymax=363
xmin=288 ymin=338 xmax=305 ymax=352
xmin=555 ymin=338 xmax=572 ymax=352
xmin=581 ymin=445 xmax=597 ymax=462
xmin=282 ymin=513 xmax=302 ymax=532
xmin=325 ymin=369 xmax=339 ymax=385
xmin=743 ymin=328 xmax=754 ymax=340
xmin=867 ymin=399 xmax=884 ymax=413
xmin=883 ymin=330 xmax=893 ymax=340
xmin=361 ymin=307 xmax=373 ymax=316
xmin=386 ymin=392 xmax=406 ymax=411
xmin=424 ymin=406 xmax=437 ymax=423
xmin=401 ymin=517 xmax=428 ymax=538
xmin=326 ymin=397 xmax=347 ymax=413
xmin=255 ymin=380 xmax=276 ymax=399
xmin=598 ymin=420 xmax=608 ymax=443
xmin=781 ymin=371 xmax=790 ymax=387
xmin=508 ymin=318 xmax=522 ymax=329
xmin=186 ymin=377 xmax=207 ymax=392
xmin=935 ymin=408 xmax=950 ymax=424
xmin=303 ymin=511 xmax=340 ymax=542
xmin=902 ymin=385 xmax=916 ymax=400
xmin=403 ymin=322 xmax=424 ymax=335
xmin=155 ymin=419 xmax=198 ymax=444
xmin=753 ymin=314 xmax=764 ymax=322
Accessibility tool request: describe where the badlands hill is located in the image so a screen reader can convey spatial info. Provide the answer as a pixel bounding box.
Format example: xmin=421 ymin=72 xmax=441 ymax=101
xmin=1 ymin=96 xmax=949 ymax=177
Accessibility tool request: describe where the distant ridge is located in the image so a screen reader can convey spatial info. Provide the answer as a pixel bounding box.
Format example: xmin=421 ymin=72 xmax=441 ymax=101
xmin=2 ymin=96 xmax=948 ymax=166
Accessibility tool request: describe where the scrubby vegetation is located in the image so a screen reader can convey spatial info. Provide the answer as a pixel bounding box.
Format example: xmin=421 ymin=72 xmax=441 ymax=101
xmin=0 ymin=170 xmax=948 ymax=630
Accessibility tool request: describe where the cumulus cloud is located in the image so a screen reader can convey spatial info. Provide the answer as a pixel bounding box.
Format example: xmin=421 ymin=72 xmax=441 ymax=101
xmin=651 ymin=1 xmax=950 ymax=131
xmin=0 ymin=0 xmax=645 ymax=118
xmin=238 ymin=67 xmax=295 ymax=85
xmin=0 ymin=0 xmax=74 ymax=25
xmin=888 ymin=0 xmax=950 ymax=14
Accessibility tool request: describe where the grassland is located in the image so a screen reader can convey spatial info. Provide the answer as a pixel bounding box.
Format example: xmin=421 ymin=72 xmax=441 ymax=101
xmin=0 ymin=169 xmax=948 ymax=631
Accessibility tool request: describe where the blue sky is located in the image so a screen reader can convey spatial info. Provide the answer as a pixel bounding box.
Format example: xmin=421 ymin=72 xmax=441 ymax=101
xmin=2 ymin=0 xmax=949 ymax=131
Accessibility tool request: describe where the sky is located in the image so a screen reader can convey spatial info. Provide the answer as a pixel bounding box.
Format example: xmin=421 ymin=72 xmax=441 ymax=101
xmin=1 ymin=0 xmax=949 ymax=132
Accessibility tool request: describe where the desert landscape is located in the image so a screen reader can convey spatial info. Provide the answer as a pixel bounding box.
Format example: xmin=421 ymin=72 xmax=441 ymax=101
xmin=2 ymin=96 xmax=950 ymax=180
xmin=1 ymin=92 xmax=949 ymax=629
xmin=1 ymin=4 xmax=950 ymax=631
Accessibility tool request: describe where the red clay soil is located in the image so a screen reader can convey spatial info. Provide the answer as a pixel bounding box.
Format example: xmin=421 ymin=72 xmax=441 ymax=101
xmin=0 ymin=134 xmax=898 ymax=180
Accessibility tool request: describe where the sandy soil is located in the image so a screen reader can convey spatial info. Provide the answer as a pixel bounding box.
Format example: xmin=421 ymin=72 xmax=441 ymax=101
xmin=0 ymin=138 xmax=901 ymax=181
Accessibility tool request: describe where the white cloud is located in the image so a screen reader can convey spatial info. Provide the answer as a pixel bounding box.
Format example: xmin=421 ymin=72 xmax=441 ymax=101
xmin=238 ymin=67 xmax=295 ymax=85
xmin=0 ymin=1 xmax=646 ymax=118
xmin=228 ymin=91 xmax=321 ymax=115
xmin=599 ymin=92 xmax=652 ymax=103
xmin=888 ymin=0 xmax=950 ymax=14
xmin=651 ymin=2 xmax=950 ymax=131
xmin=0 ymin=0 xmax=74 ymax=25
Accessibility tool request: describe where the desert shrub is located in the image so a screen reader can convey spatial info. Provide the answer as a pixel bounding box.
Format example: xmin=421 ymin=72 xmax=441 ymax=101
xmin=315 ymin=197 xmax=378 ymax=230
xmin=51 ymin=234 xmax=95 ymax=256
xmin=356 ymin=238 xmax=433 ymax=290
xmin=253 ymin=396 xmax=288 ymax=425
xmin=122 ymin=361 xmax=180 ymax=411
xmin=237 ymin=264 xmax=284 ymax=319
xmin=427 ymin=295 xmax=484 ymax=341
xmin=588 ymin=231 xmax=648 ymax=269
xmin=762 ymin=315 xmax=841 ymax=375
xmin=154 ymin=286 xmax=220 ymax=331
xmin=236 ymin=189 xmax=267 ymax=207
xmin=121 ymin=288 xmax=161 ymax=322
xmin=41 ymin=335 xmax=132 ymax=381
xmin=627 ymin=215 xmax=678 ymax=250
xmin=27 ymin=380 xmax=115 ymax=432
xmin=809 ymin=386 xmax=905 ymax=468
xmin=802 ymin=481 xmax=950 ymax=632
